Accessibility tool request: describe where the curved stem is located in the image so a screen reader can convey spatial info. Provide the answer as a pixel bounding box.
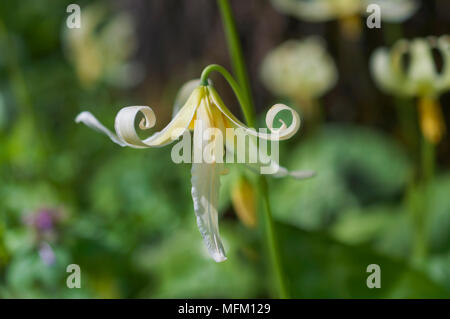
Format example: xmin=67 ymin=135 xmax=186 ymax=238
xmin=200 ymin=64 xmax=254 ymax=126
xmin=215 ymin=0 xmax=290 ymax=298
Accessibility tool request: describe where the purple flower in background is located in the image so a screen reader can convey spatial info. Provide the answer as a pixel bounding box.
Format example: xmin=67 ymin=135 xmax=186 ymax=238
xmin=34 ymin=210 xmax=54 ymax=231
xmin=23 ymin=208 xmax=64 ymax=266
xmin=23 ymin=207 xmax=62 ymax=234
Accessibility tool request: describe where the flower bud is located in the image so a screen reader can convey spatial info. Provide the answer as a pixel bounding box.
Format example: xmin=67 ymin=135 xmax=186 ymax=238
xmin=231 ymin=177 xmax=257 ymax=228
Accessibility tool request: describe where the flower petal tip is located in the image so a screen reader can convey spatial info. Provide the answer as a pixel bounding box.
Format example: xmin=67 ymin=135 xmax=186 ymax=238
xmin=289 ymin=169 xmax=316 ymax=179
xmin=75 ymin=110 xmax=128 ymax=147
xmin=75 ymin=111 xmax=91 ymax=123
xmin=212 ymin=254 xmax=227 ymax=263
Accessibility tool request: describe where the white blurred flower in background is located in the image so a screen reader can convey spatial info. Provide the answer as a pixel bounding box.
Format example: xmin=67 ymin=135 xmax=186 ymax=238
xmin=260 ymin=37 xmax=337 ymax=119
xmin=63 ymin=4 xmax=143 ymax=88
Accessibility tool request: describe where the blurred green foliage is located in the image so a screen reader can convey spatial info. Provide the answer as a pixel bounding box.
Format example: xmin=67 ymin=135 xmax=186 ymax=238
xmin=0 ymin=0 xmax=449 ymax=299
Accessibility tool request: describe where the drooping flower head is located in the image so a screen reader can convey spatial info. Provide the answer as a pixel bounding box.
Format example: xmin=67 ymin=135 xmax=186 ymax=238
xmin=371 ymin=36 xmax=450 ymax=143
xmin=76 ymin=80 xmax=313 ymax=262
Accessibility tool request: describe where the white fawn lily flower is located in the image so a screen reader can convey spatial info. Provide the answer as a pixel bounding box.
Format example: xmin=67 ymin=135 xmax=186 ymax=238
xmin=76 ymin=80 xmax=313 ymax=262
xmin=371 ymin=36 xmax=450 ymax=143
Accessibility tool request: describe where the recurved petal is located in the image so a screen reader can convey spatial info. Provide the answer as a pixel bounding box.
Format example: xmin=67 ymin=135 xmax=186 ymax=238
xmin=370 ymin=47 xmax=401 ymax=94
xmin=435 ymin=35 xmax=450 ymax=94
xmin=114 ymin=87 xmax=202 ymax=148
xmin=208 ymin=87 xmax=300 ymax=141
xmin=408 ymin=38 xmax=437 ymax=94
xmin=191 ymin=162 xmax=227 ymax=263
xmin=75 ymin=111 xmax=127 ymax=147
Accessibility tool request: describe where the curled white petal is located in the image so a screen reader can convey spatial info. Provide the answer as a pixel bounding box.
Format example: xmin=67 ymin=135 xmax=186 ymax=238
xmin=114 ymin=103 xmax=197 ymax=148
xmin=264 ymin=103 xmax=301 ymax=140
xmin=76 ymin=87 xmax=201 ymax=149
xmin=208 ymin=87 xmax=300 ymax=141
xmin=114 ymin=88 xmax=201 ymax=148
xmin=75 ymin=111 xmax=127 ymax=147
xmin=114 ymin=106 xmax=157 ymax=148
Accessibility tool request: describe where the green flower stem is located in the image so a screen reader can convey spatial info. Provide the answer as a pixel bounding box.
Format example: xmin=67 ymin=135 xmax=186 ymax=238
xmin=214 ymin=0 xmax=290 ymax=298
xmin=200 ymin=64 xmax=254 ymax=126
xmin=421 ymin=137 xmax=435 ymax=182
xmin=259 ymin=176 xmax=289 ymax=298
xmin=411 ymin=136 xmax=434 ymax=265
xmin=217 ymin=0 xmax=254 ymax=122
xmin=412 ymin=98 xmax=439 ymax=264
